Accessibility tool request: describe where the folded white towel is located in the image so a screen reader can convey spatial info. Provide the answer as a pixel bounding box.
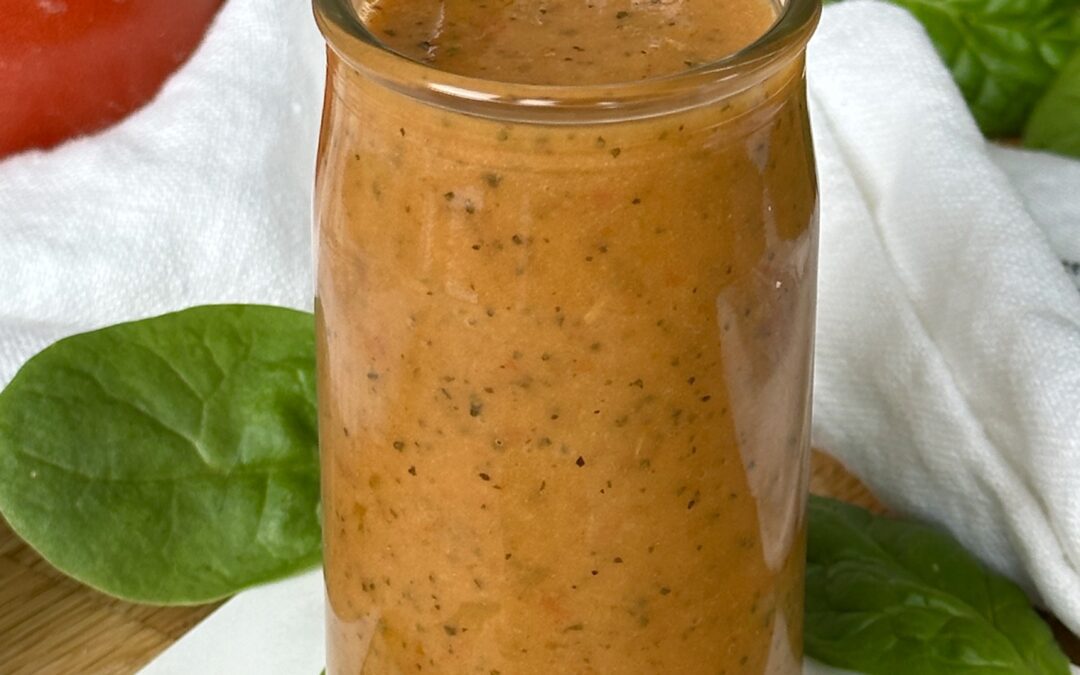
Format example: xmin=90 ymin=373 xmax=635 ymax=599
xmin=0 ymin=0 xmax=321 ymax=377
xmin=809 ymin=0 xmax=1080 ymax=637
xmin=0 ymin=0 xmax=1077 ymax=672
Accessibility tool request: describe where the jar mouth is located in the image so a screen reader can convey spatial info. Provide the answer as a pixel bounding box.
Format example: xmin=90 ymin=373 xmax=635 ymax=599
xmin=314 ymin=0 xmax=820 ymax=122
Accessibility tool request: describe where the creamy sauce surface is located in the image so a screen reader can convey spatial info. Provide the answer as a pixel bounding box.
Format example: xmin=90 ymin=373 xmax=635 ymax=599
xmin=318 ymin=1 xmax=815 ymax=674
xmin=359 ymin=0 xmax=778 ymax=84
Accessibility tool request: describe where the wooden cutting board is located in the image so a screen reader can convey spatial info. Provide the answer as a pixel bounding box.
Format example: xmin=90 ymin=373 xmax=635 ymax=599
xmin=1 ymin=451 xmax=1076 ymax=674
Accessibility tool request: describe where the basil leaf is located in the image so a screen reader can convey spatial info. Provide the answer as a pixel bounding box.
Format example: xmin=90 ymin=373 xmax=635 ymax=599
xmin=1024 ymin=48 xmax=1080 ymax=157
xmin=0 ymin=305 xmax=320 ymax=605
xmin=806 ymin=496 xmax=1070 ymax=674
xmin=877 ymin=0 xmax=1079 ymax=137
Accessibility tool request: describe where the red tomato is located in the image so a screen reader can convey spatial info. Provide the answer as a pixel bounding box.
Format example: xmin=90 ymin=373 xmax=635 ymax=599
xmin=0 ymin=0 xmax=223 ymax=157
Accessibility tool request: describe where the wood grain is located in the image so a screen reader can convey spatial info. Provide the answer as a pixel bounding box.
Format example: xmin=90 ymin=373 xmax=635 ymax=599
xmin=0 ymin=521 xmax=220 ymax=675
xmin=0 ymin=450 xmax=1074 ymax=673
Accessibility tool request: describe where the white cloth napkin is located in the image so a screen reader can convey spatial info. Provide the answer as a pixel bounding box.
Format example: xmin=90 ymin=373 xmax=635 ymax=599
xmin=0 ymin=0 xmax=322 ymax=375
xmin=1 ymin=0 xmax=1078 ymax=672
xmin=808 ymin=1 xmax=1080 ymax=636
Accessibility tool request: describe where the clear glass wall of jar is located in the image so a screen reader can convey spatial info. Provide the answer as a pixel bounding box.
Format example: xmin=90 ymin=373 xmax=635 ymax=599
xmin=313 ymin=1 xmax=820 ymax=671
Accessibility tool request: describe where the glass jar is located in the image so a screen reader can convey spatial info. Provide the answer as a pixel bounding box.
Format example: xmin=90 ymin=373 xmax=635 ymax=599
xmin=313 ymin=0 xmax=820 ymax=672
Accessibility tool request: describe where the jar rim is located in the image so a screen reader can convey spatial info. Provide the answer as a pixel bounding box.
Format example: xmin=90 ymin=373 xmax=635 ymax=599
xmin=314 ymin=0 xmax=820 ymax=122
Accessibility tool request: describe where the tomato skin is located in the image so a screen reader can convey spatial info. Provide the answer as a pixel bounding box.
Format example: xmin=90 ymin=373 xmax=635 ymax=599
xmin=0 ymin=0 xmax=223 ymax=157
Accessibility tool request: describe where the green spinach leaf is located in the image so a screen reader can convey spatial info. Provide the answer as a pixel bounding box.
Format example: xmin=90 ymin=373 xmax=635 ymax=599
xmin=806 ymin=496 xmax=1070 ymax=674
xmin=0 ymin=305 xmax=320 ymax=605
xmin=1025 ymin=48 xmax=1080 ymax=157
xmin=825 ymin=0 xmax=1079 ymax=136
xmin=891 ymin=0 xmax=1080 ymax=137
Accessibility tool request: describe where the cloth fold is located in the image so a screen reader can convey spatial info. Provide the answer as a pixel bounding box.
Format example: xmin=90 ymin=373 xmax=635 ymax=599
xmin=808 ymin=1 xmax=1080 ymax=634
xmin=0 ymin=0 xmax=322 ymax=376
xmin=1 ymin=0 xmax=1078 ymax=671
